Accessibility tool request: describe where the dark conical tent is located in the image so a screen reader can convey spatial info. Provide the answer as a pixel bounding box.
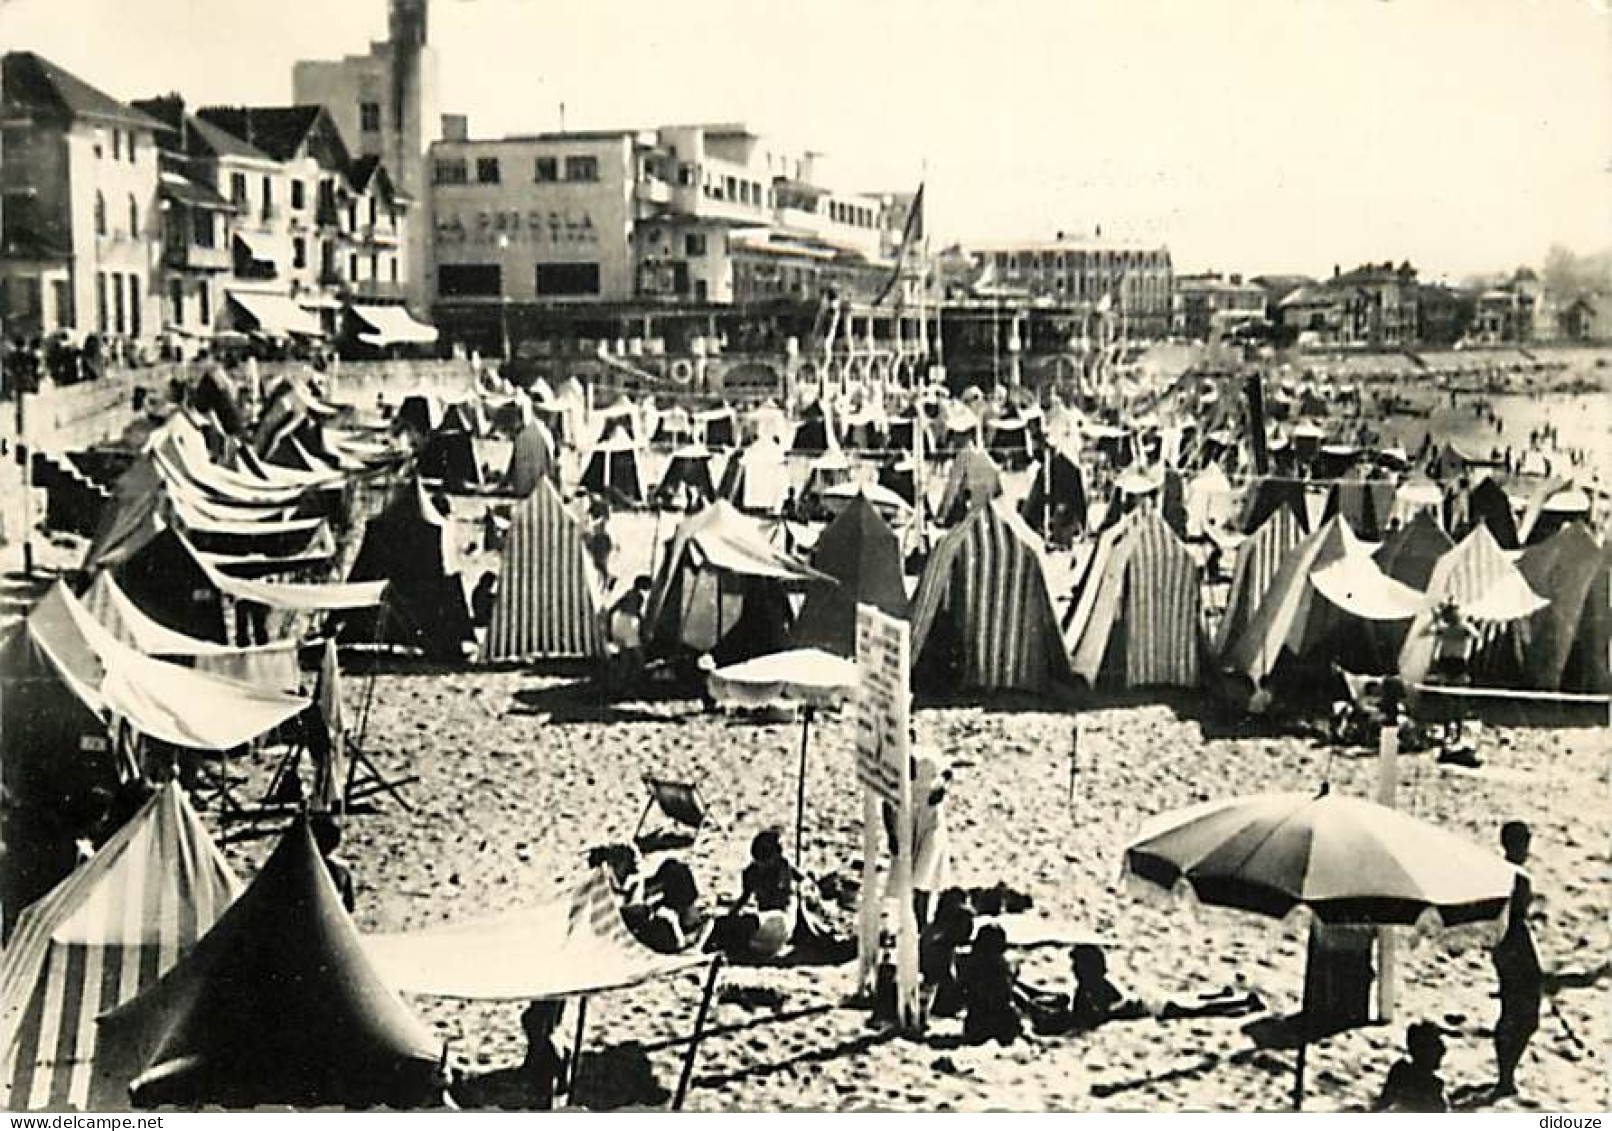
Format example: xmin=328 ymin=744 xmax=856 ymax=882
xmin=96 ymin=819 xmax=441 ymax=1110
xmin=1515 ymin=523 xmax=1610 ymax=693
xmin=791 ymin=494 xmax=909 ymax=657
xmin=339 ymin=480 xmax=474 ymax=660
xmin=579 ymin=423 xmax=646 ymax=505
xmin=416 ymin=428 xmax=483 ymax=492
xmin=504 ymin=418 xmax=558 ymax=498
xmin=1447 ymin=476 xmax=1519 ymax=549
xmin=643 ymin=500 xmax=834 ymax=665
xmin=656 ymin=445 xmax=717 ymax=503
xmin=1065 ymin=509 xmax=1201 ymax=690
xmin=1237 ymin=475 xmax=1310 ymax=536
xmin=1322 ymin=479 xmax=1397 ymax=540
xmin=481 ymin=479 xmax=605 ymax=662
xmin=908 ymin=500 xmax=1070 ymax=696
xmin=790 ymin=400 xmax=837 ymax=455
xmin=936 ymin=446 xmax=1003 ymax=526
xmin=1019 ymin=445 xmax=1087 ymax=539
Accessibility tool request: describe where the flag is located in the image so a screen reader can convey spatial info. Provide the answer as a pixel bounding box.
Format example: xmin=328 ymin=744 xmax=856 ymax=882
xmin=873 ymin=183 xmax=925 ymax=307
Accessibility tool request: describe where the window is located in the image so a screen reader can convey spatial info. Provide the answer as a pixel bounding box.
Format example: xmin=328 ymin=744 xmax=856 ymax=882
xmin=360 ymin=101 xmax=382 ymax=132
xmin=723 ymin=175 xmax=736 ymax=200
xmin=94 ymin=192 xmax=107 ymax=236
xmin=291 ymin=180 xmax=306 ymax=210
xmin=434 ymin=158 xmax=468 ymax=185
xmin=95 ymin=272 xmax=107 ymax=332
xmin=370 ymin=253 xmax=379 ymax=280
xmin=389 ymin=256 xmax=399 ymax=283
xmin=534 ymin=156 xmax=558 ymax=182
xmin=127 ymin=195 xmax=138 ymax=238
xmin=261 ymin=176 xmax=273 ymax=219
xmin=192 ymin=209 xmax=213 ymax=247
xmin=476 ymin=157 xmax=501 ymax=184
xmin=685 ymin=233 xmax=706 ymax=257
xmin=112 ymin=273 xmax=125 ymax=334
xmin=535 ymin=261 xmax=600 ymax=296
xmin=128 ymin=273 xmax=140 ymax=337
xmin=230 ymin=173 xmax=247 ymax=207
xmin=127 ymin=133 xmax=136 ymax=163
xmin=368 ymin=197 xmax=377 ymax=226
xmin=111 ymin=130 xmax=121 ymax=160
xmin=52 ymin=278 xmax=73 ymax=329
xmin=438 ymin=263 xmax=502 ymax=297
xmin=292 ymin=236 xmax=307 ymax=269
xmin=564 ymin=155 xmax=598 ymax=182
xmin=199 ymin=283 xmax=210 ymax=325
xmin=349 ymin=253 xmax=359 ymax=280
xmin=348 ymin=202 xmax=357 ymax=231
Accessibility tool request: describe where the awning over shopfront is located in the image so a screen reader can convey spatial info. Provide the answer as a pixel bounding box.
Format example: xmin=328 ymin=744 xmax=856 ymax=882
xmin=231 ymin=230 xmax=276 ymax=264
xmin=350 ymin=304 xmax=439 ymax=347
xmin=226 ymin=290 xmax=324 ymax=338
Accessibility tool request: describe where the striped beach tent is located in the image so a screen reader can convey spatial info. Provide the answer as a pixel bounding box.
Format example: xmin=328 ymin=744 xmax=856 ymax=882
xmin=1213 ymin=506 xmax=1305 ymax=655
xmin=0 ymin=784 xmax=239 ymax=1111
xmin=504 ymin=418 xmax=557 ymax=498
xmin=482 ymin=479 xmax=605 ymax=662
xmin=1066 ymin=510 xmax=1201 ymax=690
xmin=909 ymin=500 xmax=1070 ymax=695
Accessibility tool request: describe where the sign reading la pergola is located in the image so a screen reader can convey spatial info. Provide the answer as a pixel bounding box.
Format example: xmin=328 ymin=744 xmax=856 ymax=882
xmin=434 ymin=209 xmax=599 ymax=246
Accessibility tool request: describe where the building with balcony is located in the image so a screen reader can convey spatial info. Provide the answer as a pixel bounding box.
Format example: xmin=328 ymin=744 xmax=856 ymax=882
xmin=427 ymin=118 xmax=911 ymax=354
xmin=1274 ymin=262 xmax=1419 ymax=349
xmin=1470 ymin=268 xmax=1540 ymax=344
xmin=962 ymin=232 xmax=1175 ymax=339
xmin=1 ymin=52 xmax=162 ymax=346
xmin=292 ymin=0 xmax=437 ymax=314
xmin=1170 ymin=272 xmax=1267 ymax=341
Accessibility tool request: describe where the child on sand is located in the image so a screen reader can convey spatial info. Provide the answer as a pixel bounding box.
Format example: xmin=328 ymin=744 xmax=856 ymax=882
xmin=1374 ymin=1021 xmax=1449 ymax=1113
xmin=960 ymin=924 xmax=1021 ymax=1046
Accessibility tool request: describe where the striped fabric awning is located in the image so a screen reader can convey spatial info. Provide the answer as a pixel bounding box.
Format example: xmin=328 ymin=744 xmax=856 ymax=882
xmin=482 ymin=479 xmax=605 ymax=662
xmin=1068 ymin=510 xmax=1200 ymax=689
xmin=0 ymin=784 xmax=240 ymax=1111
xmin=909 ymin=500 xmax=1070 ymax=694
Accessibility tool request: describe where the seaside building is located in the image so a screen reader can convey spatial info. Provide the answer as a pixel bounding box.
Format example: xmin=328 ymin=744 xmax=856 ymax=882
xmin=1170 ymin=272 xmax=1267 ymax=341
xmin=961 ymin=232 xmax=1175 ymax=340
xmin=0 ymin=52 xmax=162 ymax=347
xmin=1274 ymin=261 xmax=1419 ymax=349
xmin=293 ymin=0 xmax=437 ymax=314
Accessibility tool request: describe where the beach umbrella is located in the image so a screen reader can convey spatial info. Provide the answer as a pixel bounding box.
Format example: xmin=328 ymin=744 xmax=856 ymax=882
xmin=1123 ymin=787 xmax=1515 ymax=1109
xmin=1123 ymin=788 xmax=1514 ymax=929
xmin=708 ymin=648 xmax=860 ymax=869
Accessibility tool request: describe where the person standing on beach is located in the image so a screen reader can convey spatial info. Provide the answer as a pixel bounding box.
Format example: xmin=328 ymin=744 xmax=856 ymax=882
xmin=1492 ymin=820 xmax=1542 ymax=1098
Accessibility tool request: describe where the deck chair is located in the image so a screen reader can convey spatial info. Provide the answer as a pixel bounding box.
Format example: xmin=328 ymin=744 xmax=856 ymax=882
xmin=634 ymin=775 xmax=714 ymax=853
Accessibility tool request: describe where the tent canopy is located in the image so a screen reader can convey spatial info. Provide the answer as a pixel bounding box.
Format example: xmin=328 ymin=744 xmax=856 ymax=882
xmin=792 ymin=495 xmax=909 ymax=657
xmin=226 ymin=290 xmax=323 ymax=338
xmin=350 ymin=304 xmax=439 ymax=347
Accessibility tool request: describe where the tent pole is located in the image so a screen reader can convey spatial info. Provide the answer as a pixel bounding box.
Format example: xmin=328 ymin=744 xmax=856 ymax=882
xmin=795 ymin=706 xmax=812 ymax=869
xmin=1292 ymin=1037 xmax=1306 ymax=1112
xmin=569 ymin=995 xmax=588 ymax=1100
xmin=673 ymin=958 xmax=724 ymax=1111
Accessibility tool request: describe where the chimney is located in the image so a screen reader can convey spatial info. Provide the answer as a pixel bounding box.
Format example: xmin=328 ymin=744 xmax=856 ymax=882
xmin=1230 ymin=273 xmax=1242 ymax=286
xmin=441 ymin=113 xmax=468 ymax=142
xmin=1333 ymin=264 xmax=1341 ymax=280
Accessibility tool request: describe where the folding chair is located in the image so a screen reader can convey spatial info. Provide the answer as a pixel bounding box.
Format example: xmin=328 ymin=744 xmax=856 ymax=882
xmin=633 ymin=775 xmax=715 ymax=853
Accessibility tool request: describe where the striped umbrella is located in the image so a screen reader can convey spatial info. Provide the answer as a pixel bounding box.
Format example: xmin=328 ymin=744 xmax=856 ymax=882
xmin=0 ymin=783 xmax=240 ymax=1111
xmin=1123 ymin=789 xmax=1514 ymax=929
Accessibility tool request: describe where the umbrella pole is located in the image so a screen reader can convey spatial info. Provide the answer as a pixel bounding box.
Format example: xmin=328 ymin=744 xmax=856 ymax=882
xmin=795 ymin=706 xmax=812 ymax=869
xmin=569 ymin=995 xmax=588 ymax=1100
xmin=674 ymin=958 xmax=724 ymax=1111
xmin=1292 ymin=1038 xmax=1306 ymax=1112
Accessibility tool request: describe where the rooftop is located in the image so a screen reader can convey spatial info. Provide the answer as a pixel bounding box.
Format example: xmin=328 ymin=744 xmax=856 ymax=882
xmin=2 ymin=51 xmax=164 ymax=131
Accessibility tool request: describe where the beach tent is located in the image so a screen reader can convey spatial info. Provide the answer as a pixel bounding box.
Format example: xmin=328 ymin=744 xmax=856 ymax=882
xmin=939 ymin=403 xmax=981 ymax=453
xmin=1238 ymin=475 xmax=1310 ymax=536
xmin=790 ymin=400 xmax=838 ymax=456
xmin=96 ymin=818 xmax=441 ymax=1110
xmin=643 ymin=501 xmax=833 ymax=665
xmin=579 ymin=423 xmax=646 ymax=505
xmin=696 ymin=405 xmax=737 ymax=449
xmin=745 ymin=400 xmax=789 ymax=445
xmin=717 ymin=437 xmax=791 ymax=515
xmin=0 ymin=784 xmax=240 ymax=1111
xmin=1322 ymin=479 xmax=1397 ymax=541
xmin=1065 ymin=510 xmax=1201 ymax=690
xmin=504 ymin=418 xmax=558 ymax=498
xmin=791 ymin=495 xmax=909 ymax=657
xmin=1183 ymin=462 xmax=1234 ymax=540
xmin=1447 ymin=476 xmax=1519 ymax=550
xmin=339 ymin=480 xmax=474 ymax=660
xmin=985 ymin=415 xmax=1033 ymax=469
xmin=1222 ymin=515 xmax=1424 ymax=691
xmin=392 ymin=394 xmax=443 ymax=437
xmin=1515 ymin=523 xmax=1611 ymax=693
xmin=415 ymin=427 xmax=482 ymax=492
xmin=482 ymin=479 xmax=606 ymax=663
xmin=935 ymin=446 xmax=1003 ymax=526
xmin=801 ymin=450 xmax=854 ymax=506
xmin=594 ymin=396 xmax=642 ymax=444
xmin=439 ymin=399 xmax=486 ymax=437
xmin=1213 ymin=506 xmax=1306 ymax=657
xmin=1515 ymin=480 xmax=1587 ymax=547
xmin=877 ymin=458 xmax=918 ymax=508
xmin=656 ymin=445 xmax=718 ymax=505
xmin=363 ymin=867 xmax=709 ymax=1001
xmin=651 ymin=406 xmax=694 ymax=447
xmin=81 ymin=572 xmax=300 ymax=691
xmin=909 ymin=500 xmax=1070 ymax=696
xmin=1398 ymin=524 xmax=1549 ymax=688
xmin=1019 ymin=445 xmax=1088 ymax=540
xmin=840 ymin=403 xmax=887 ymax=452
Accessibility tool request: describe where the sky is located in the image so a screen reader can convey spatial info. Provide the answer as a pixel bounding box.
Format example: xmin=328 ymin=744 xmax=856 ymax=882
xmin=3 ymin=0 xmax=1608 ymax=279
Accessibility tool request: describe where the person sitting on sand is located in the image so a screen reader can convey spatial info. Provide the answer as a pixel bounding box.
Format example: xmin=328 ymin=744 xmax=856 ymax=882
xmin=519 ymin=1000 xmax=570 ymax=1110
xmin=920 ymin=888 xmax=975 ymax=1020
xmin=1067 ymin=944 xmax=1146 ymax=1031
xmin=960 ymin=923 xmax=1021 ymax=1047
xmin=718 ymin=830 xmax=797 ymax=959
xmin=587 ymin=842 xmax=642 ymax=902
xmin=625 ymin=858 xmax=707 ymax=954
xmin=310 ymin=812 xmax=357 ymax=914
xmin=1374 ymin=1021 xmax=1449 ymax=1113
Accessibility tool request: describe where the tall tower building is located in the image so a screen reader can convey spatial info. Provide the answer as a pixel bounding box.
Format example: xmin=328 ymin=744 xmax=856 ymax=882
xmin=293 ymin=0 xmax=438 ymax=313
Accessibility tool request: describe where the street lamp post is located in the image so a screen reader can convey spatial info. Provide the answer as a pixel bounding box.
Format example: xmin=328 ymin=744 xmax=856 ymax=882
xmin=497 ymin=233 xmax=511 ymax=364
